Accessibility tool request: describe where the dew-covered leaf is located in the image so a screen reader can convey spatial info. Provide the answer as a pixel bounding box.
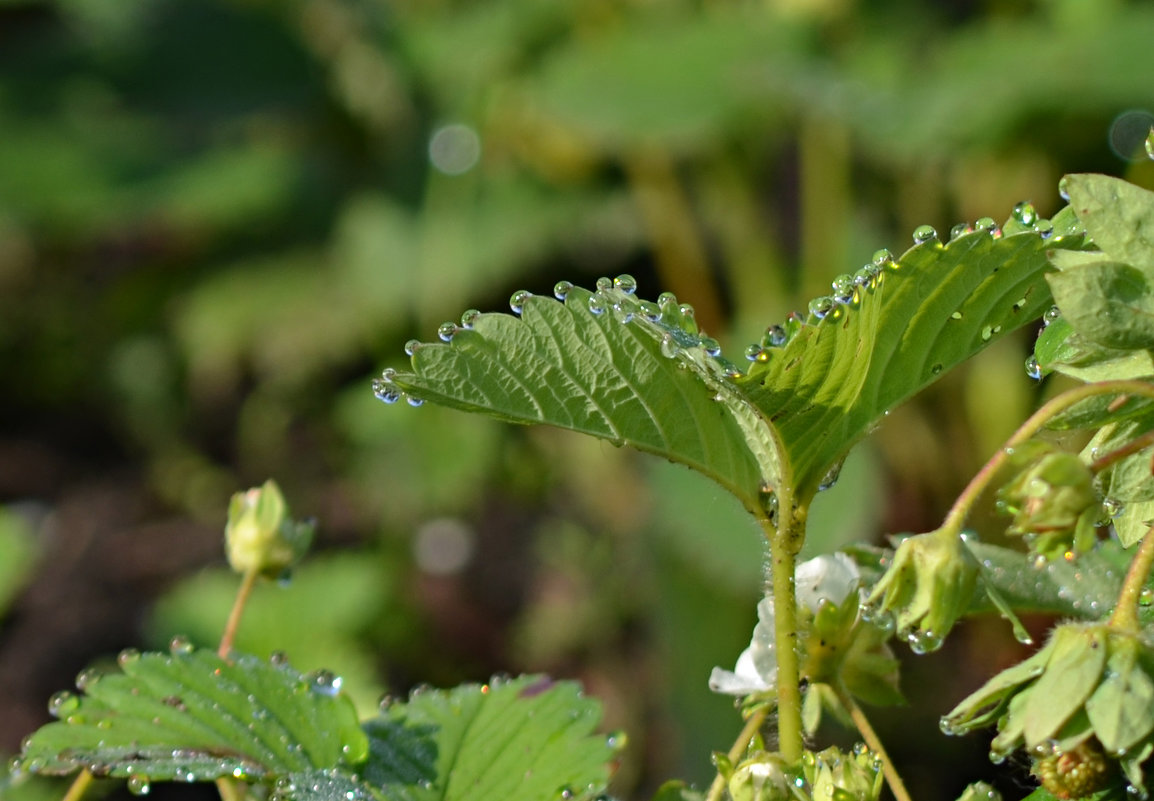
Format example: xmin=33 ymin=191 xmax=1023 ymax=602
xmin=17 ymin=647 xmax=367 ymax=786
xmin=965 ymin=541 xmax=1124 ymax=620
xmin=387 ymin=284 xmax=785 ymax=516
xmin=734 ymin=226 xmax=1078 ymax=497
xmin=388 ymin=222 xmax=1083 ymax=510
xmin=1061 ymin=174 xmax=1154 ymax=274
xmin=362 ymin=675 xmax=617 ymax=801
xmin=1047 ymin=259 xmax=1154 ymax=350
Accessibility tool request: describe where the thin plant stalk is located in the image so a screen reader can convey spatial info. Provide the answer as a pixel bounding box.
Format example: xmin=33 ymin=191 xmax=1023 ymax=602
xmin=218 ymin=568 xmax=260 ymax=660
xmin=939 ymin=380 xmax=1154 ymax=535
xmin=1110 ymin=523 xmax=1154 ymax=631
xmin=60 ymin=769 xmax=94 ymax=801
xmin=836 ymin=686 xmax=913 ymax=801
xmin=704 ymin=705 xmax=772 ymax=801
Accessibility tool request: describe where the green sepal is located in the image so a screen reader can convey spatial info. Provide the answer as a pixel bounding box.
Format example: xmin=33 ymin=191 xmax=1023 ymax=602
xmin=941 ymin=642 xmax=1052 ymax=734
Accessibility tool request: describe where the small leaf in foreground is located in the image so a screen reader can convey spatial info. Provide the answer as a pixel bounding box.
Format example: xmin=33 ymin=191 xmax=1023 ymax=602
xmin=363 ymin=675 xmax=619 ymax=801
xmin=17 ymin=646 xmax=367 ymax=788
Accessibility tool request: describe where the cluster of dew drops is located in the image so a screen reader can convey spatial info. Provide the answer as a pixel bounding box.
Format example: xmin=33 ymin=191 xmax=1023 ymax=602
xmin=13 ymin=638 xmax=365 ymax=799
xmin=372 ymin=194 xmax=1082 ymax=407
xmin=372 ymin=251 xmax=907 ymax=407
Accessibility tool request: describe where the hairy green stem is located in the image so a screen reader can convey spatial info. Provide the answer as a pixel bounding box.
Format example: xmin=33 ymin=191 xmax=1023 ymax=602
xmin=704 ymin=705 xmax=772 ymax=801
xmin=836 ymin=686 xmax=913 ymax=801
xmin=939 ymin=380 xmax=1154 ymax=536
xmin=762 ymin=490 xmax=805 ymax=764
xmin=1090 ymin=427 xmax=1154 ymax=473
xmin=60 ymin=769 xmax=94 ymax=801
xmin=218 ymin=568 xmax=260 ymax=660
xmin=1110 ymin=523 xmax=1154 ymax=631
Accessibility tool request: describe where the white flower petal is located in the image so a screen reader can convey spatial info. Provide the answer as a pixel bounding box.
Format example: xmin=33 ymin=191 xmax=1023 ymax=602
xmin=795 ymin=552 xmax=861 ymax=611
xmin=709 ymin=647 xmax=772 ymax=695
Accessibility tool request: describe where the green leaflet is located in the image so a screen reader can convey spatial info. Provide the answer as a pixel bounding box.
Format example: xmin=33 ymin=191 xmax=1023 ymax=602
xmin=1023 ymin=626 xmax=1107 ymax=746
xmin=363 ymin=675 xmax=617 ymax=801
xmin=1048 ymin=257 xmax=1154 ymax=350
xmin=17 ymin=647 xmax=367 ymax=786
xmin=1061 ymin=175 xmax=1154 ymax=274
xmin=388 ymin=221 xmax=1080 ymax=510
xmin=1084 ymin=636 xmax=1154 ymax=753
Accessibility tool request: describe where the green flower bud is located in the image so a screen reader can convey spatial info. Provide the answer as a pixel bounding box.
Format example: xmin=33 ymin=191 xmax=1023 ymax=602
xmin=225 ymin=479 xmax=314 ymax=577
xmin=801 ymin=746 xmax=883 ymax=801
xmin=999 ymin=449 xmax=1099 ymax=560
xmin=942 ymin=621 xmax=1154 ymax=791
xmin=865 ymin=530 xmax=978 ymax=652
xmin=726 ymin=752 xmax=796 ymax=801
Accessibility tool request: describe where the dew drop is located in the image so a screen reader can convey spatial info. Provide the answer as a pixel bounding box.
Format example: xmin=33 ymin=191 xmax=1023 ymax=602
xmin=831 ymin=274 xmax=855 ymax=303
xmin=611 ymin=302 xmax=634 ymax=324
xmin=1025 ymin=356 xmax=1042 ymax=380
xmin=912 ymin=224 xmax=938 ymax=245
xmin=660 ymin=333 xmax=680 ymax=359
xmin=950 ymin=311 xmax=963 ymax=320
xmin=954 ymin=222 xmax=978 ymax=243
xmin=127 ymin=775 xmax=152 ymax=796
xmin=1013 ymin=201 xmax=1038 ymax=226
xmin=1139 ymin=588 xmax=1154 ymax=607
xmin=700 ymin=337 xmax=722 ymax=357
xmin=613 ymin=274 xmax=637 ymax=294
xmin=639 ymin=300 xmax=661 ymax=321
xmin=76 ymin=667 xmax=101 ymax=691
xmin=169 ymin=635 xmax=194 ymax=656
xmin=1103 ymin=498 xmax=1125 ymax=518
xmin=436 ymin=322 xmax=457 ymax=343
xmin=872 ymin=248 xmax=894 ymax=268
xmin=460 ymin=309 xmax=481 ymax=329
xmin=745 ymin=344 xmax=765 ymax=362
xmin=118 ymin=648 xmax=141 ymax=667
xmin=818 ymin=460 xmax=843 ymax=491
xmin=307 ymin=669 xmax=343 ymax=697
xmin=1043 ymin=305 xmax=1061 ymax=325
xmin=906 ymin=629 xmax=943 ymax=654
xmin=974 ymin=217 xmax=997 ymax=234
xmin=808 ymin=296 xmax=835 ymax=320
xmin=763 ymin=325 xmax=787 ymax=348
xmin=980 ymin=325 xmax=994 ymax=342
xmin=1058 ymin=176 xmax=1071 ymax=202
xmin=588 ymin=294 xmax=606 ymax=315
xmin=405 ymin=394 xmax=425 ymax=407
xmin=853 ymin=266 xmax=877 ymax=289
xmin=595 ymin=276 xmax=613 ymax=292
xmin=372 ymin=380 xmax=401 ymax=404
xmin=553 ymin=281 xmax=573 ymax=301
xmin=509 ymin=290 xmax=531 ymax=314
xmin=1036 ymin=219 xmax=1054 ymax=239
xmin=404 ymin=339 xmax=423 ymax=356
xmin=930 ymin=363 xmax=943 ymax=376
xmin=48 ymin=690 xmax=79 ymax=718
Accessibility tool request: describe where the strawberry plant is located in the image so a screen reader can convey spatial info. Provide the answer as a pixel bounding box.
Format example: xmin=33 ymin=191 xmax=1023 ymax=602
xmin=9 ymin=140 xmax=1154 ymax=801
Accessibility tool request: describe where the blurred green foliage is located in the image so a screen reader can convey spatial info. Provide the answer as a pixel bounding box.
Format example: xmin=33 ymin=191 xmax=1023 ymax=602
xmin=3 ymin=0 xmax=1154 ymax=799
